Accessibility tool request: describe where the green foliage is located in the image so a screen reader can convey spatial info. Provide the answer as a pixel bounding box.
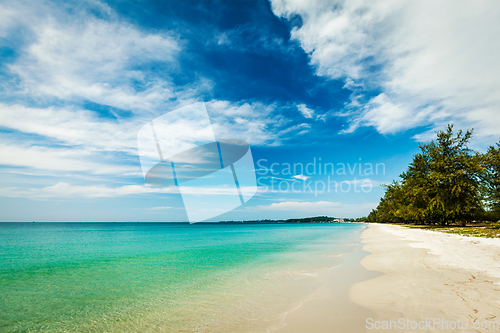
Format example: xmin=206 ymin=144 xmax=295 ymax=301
xmin=484 ymin=141 xmax=500 ymax=220
xmin=370 ymin=125 xmax=499 ymax=225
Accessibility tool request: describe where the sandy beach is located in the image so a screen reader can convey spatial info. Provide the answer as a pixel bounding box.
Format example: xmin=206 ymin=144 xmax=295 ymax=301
xmin=277 ymin=223 xmax=500 ymax=332
xmin=351 ymin=224 xmax=500 ymax=332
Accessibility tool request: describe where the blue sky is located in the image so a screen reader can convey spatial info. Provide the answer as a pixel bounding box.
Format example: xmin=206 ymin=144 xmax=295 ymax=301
xmin=1 ymin=0 xmax=499 ymax=221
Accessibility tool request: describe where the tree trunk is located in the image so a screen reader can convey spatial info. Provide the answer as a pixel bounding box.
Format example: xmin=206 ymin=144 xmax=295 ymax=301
xmin=461 ymin=217 xmax=466 ymax=227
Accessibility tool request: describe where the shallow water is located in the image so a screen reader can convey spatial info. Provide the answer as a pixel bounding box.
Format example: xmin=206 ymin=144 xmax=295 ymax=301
xmin=0 ymin=222 xmax=367 ymax=332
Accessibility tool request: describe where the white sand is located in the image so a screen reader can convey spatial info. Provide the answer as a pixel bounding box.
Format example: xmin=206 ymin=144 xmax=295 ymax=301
xmin=375 ymin=224 xmax=500 ymax=280
xmin=351 ymin=224 xmax=500 ymax=332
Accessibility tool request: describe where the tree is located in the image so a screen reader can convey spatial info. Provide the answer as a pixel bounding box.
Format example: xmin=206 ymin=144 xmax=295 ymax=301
xmin=400 ymin=152 xmax=436 ymax=224
xmin=366 ymin=209 xmax=378 ymax=223
xmin=423 ymin=125 xmax=483 ymax=226
xmin=371 ymin=125 xmax=485 ymax=226
xmin=375 ymin=182 xmax=407 ymax=223
xmin=484 ymin=141 xmax=500 ymax=220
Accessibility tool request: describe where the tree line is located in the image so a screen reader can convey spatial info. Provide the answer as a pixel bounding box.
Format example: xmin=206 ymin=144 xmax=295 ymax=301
xmin=361 ymin=125 xmax=500 ymax=225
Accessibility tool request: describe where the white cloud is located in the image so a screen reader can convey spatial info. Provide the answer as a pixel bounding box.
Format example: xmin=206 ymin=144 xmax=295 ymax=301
xmin=0 ymin=103 xmax=141 ymax=153
xmin=254 ymin=200 xmax=377 ymax=216
xmin=0 ymin=141 xmax=134 ymax=174
xmin=206 ymin=100 xmax=298 ymax=145
xmin=148 ymin=206 xmax=177 ymax=210
xmin=0 ymin=182 xmax=170 ymax=199
xmin=0 ymin=2 xmax=204 ymax=178
xmin=0 ymin=181 xmax=257 ymax=200
xmin=257 ymin=200 xmax=341 ymax=210
xmin=0 ymin=2 xmax=310 ymax=182
xmin=271 ymin=0 xmax=500 ymax=141
xmin=6 ymin=1 xmax=179 ymax=112
xmin=292 ymin=174 xmax=309 ymax=181
xmin=207 ymin=23 xmax=295 ymax=56
xmin=0 ymin=99 xmax=296 ymax=175
xmin=297 ymin=104 xmax=314 ymax=118
xmin=341 ymin=178 xmax=380 ymax=188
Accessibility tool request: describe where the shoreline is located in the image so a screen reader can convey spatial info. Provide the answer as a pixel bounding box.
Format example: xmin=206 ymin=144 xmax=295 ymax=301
xmin=350 ymin=223 xmax=500 ymax=331
xmin=273 ymin=224 xmax=380 ymax=333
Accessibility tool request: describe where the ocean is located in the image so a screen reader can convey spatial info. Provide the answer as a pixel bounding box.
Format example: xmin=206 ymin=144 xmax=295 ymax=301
xmin=0 ymin=222 xmax=368 ymax=332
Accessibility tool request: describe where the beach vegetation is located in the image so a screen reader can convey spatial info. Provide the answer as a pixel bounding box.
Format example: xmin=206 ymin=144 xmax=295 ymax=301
xmin=363 ymin=125 xmax=500 ymax=234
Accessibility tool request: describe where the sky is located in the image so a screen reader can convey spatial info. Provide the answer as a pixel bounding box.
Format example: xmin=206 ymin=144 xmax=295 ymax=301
xmin=1 ymin=0 xmax=499 ymax=222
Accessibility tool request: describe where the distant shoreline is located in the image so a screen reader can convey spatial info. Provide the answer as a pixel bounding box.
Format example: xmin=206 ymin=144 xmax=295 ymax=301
xmin=0 ymin=221 xmax=358 ymax=224
xmin=0 ymin=216 xmax=360 ymax=224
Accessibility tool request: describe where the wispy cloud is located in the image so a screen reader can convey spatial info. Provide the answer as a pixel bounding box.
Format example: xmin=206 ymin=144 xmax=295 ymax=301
xmin=0 ymin=0 xmax=188 ymax=183
xmin=0 ymin=104 xmax=140 ymax=153
xmin=148 ymin=206 xmax=181 ymax=210
xmin=341 ymin=178 xmax=381 ymax=188
xmin=0 ymin=141 xmax=134 ymax=174
xmin=292 ymin=174 xmax=309 ymax=181
xmin=0 ymin=181 xmax=258 ymax=200
xmin=271 ymin=0 xmax=500 ymax=142
xmin=0 ymin=0 xmax=334 ymax=186
xmin=5 ymin=1 xmax=179 ymax=112
xmin=254 ymin=200 xmax=377 ymax=216
xmin=0 ymin=182 xmax=171 ymax=199
xmin=207 ymin=100 xmax=310 ymax=146
xmin=207 ymin=22 xmax=296 ymax=56
xmin=297 ymin=104 xmax=314 ymax=119
xmin=256 ymin=200 xmax=341 ymax=210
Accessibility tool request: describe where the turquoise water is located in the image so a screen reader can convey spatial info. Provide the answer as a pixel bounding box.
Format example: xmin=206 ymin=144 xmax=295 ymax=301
xmin=0 ymin=223 xmax=366 ymax=332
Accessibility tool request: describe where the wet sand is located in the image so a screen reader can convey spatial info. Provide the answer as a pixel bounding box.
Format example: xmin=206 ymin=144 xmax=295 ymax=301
xmin=275 ymin=228 xmax=380 ymax=333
